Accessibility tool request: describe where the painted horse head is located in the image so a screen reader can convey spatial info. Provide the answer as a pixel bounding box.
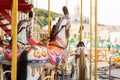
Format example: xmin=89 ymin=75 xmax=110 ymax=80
xmin=2 ymin=20 xmax=29 ymax=61
xmin=50 ymin=6 xmax=70 ymax=49
xmin=17 ymin=19 xmax=29 ymax=45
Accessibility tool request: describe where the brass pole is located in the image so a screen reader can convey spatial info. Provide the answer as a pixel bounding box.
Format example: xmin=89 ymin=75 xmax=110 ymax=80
xmin=36 ymin=0 xmax=39 ymax=40
xmin=90 ymin=0 xmax=93 ymax=80
xmin=94 ymin=0 xmax=98 ymax=80
xmin=11 ymin=0 xmax=18 ymax=80
xmin=48 ymin=0 xmax=51 ymax=38
xmin=80 ymin=0 xmax=83 ymax=42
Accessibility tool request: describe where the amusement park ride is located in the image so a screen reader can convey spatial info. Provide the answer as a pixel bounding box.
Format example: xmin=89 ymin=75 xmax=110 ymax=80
xmin=0 ymin=0 xmax=73 ymax=80
xmin=0 ymin=0 xmax=101 ymax=80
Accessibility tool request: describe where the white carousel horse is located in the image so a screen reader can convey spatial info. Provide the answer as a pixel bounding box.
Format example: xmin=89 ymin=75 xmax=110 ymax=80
xmin=75 ymin=42 xmax=90 ymax=80
xmin=0 ymin=18 xmax=31 ymax=80
xmin=17 ymin=6 xmax=71 ymax=80
xmin=0 ymin=19 xmax=29 ymax=62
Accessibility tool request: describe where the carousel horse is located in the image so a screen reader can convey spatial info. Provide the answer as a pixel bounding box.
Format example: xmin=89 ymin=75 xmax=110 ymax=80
xmin=75 ymin=42 xmax=90 ymax=80
xmin=17 ymin=6 xmax=71 ymax=80
xmin=0 ymin=17 xmax=31 ymax=80
xmin=0 ymin=20 xmax=29 ymax=62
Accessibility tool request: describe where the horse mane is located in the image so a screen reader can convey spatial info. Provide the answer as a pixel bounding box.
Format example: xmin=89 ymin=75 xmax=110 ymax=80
xmin=50 ymin=25 xmax=57 ymax=41
xmin=50 ymin=18 xmax=61 ymax=41
xmin=17 ymin=19 xmax=28 ymax=34
xmin=18 ymin=20 xmax=26 ymax=30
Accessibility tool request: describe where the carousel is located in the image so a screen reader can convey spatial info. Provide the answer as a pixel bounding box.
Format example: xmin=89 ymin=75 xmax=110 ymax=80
xmin=0 ymin=0 xmax=73 ymax=80
xmin=0 ymin=0 xmax=90 ymax=80
xmin=1 ymin=0 xmax=119 ymax=80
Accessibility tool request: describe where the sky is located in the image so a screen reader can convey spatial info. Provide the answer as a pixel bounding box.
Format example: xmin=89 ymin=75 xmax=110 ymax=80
xmin=34 ymin=0 xmax=120 ymax=25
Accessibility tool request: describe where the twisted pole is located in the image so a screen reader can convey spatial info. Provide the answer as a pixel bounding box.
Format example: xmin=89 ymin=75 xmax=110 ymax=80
xmin=48 ymin=0 xmax=51 ymax=38
xmin=94 ymin=0 xmax=98 ymax=80
xmin=90 ymin=0 xmax=93 ymax=79
xmin=11 ymin=0 xmax=18 ymax=80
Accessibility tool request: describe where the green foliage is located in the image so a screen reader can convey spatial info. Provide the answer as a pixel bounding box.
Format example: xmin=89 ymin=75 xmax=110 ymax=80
xmin=34 ymin=8 xmax=63 ymax=26
xmin=33 ymin=24 xmax=43 ymax=33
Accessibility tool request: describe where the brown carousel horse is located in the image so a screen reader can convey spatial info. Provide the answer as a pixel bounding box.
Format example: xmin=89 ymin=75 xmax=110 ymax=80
xmin=17 ymin=6 xmax=71 ymax=80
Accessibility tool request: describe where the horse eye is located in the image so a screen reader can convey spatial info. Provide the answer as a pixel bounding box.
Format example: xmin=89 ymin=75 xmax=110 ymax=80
xmin=62 ymin=25 xmax=65 ymax=28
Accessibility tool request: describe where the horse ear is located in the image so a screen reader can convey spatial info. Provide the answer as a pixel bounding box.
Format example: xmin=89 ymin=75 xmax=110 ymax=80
xmin=29 ymin=11 xmax=33 ymax=18
xmin=62 ymin=6 xmax=69 ymax=15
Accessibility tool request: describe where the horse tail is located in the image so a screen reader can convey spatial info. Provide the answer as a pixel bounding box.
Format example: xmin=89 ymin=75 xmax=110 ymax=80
xmin=79 ymin=48 xmax=87 ymax=80
xmin=17 ymin=50 xmax=27 ymax=80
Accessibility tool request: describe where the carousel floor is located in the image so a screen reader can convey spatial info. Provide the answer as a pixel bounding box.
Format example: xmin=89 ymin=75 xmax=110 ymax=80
xmin=91 ymin=62 xmax=120 ymax=80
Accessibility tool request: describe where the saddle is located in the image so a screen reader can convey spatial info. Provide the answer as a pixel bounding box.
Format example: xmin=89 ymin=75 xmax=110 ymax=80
xmin=3 ymin=44 xmax=21 ymax=61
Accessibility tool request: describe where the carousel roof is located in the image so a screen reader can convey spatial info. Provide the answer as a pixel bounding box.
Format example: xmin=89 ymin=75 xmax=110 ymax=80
xmin=0 ymin=0 xmax=33 ymax=13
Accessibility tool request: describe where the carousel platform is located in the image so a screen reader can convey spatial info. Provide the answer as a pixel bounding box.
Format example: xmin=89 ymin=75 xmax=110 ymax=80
xmin=92 ymin=62 xmax=120 ymax=80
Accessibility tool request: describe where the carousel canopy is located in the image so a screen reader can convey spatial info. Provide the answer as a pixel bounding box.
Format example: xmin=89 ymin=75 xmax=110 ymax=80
xmin=0 ymin=0 xmax=33 ymax=13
